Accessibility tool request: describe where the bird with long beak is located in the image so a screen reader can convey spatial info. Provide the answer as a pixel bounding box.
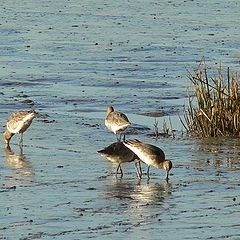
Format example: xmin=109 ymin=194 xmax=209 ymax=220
xmin=123 ymin=139 xmax=172 ymax=181
xmin=3 ymin=110 xmax=37 ymax=146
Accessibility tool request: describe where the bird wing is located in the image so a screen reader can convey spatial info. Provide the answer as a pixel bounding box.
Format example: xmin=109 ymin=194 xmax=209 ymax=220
xmin=113 ymin=112 xmax=130 ymax=125
xmin=124 ymin=139 xmax=165 ymax=163
xmin=7 ymin=111 xmax=35 ymax=133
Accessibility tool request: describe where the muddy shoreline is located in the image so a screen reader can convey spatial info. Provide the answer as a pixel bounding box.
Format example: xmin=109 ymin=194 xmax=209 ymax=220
xmin=1 ymin=0 xmax=240 ymax=239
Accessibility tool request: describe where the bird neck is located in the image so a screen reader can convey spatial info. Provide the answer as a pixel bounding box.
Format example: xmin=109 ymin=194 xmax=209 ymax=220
xmin=3 ymin=130 xmax=14 ymax=145
xmin=156 ymin=161 xmax=165 ymax=169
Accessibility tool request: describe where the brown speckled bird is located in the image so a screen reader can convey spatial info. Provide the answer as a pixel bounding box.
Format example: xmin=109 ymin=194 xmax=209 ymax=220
xmin=3 ymin=110 xmax=37 ymax=146
xmin=105 ymin=106 xmax=130 ymax=141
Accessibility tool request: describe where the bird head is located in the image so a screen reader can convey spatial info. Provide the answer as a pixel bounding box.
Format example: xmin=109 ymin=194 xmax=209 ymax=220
xmin=3 ymin=130 xmax=14 ymax=145
xmin=163 ymin=160 xmax=173 ymax=181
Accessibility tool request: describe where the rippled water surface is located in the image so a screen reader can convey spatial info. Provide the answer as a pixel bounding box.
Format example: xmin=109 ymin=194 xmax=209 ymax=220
xmin=0 ymin=0 xmax=240 ymax=239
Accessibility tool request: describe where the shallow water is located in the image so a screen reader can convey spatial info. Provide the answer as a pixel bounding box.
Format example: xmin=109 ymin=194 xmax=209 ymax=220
xmin=0 ymin=0 xmax=240 ymax=239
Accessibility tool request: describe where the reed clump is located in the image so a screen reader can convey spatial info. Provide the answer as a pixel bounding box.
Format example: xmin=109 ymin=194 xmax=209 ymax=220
xmin=151 ymin=117 xmax=176 ymax=139
xmin=182 ymin=61 xmax=240 ymax=137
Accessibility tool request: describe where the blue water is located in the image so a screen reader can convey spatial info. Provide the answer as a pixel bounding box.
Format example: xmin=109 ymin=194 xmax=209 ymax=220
xmin=0 ymin=0 xmax=240 ymax=239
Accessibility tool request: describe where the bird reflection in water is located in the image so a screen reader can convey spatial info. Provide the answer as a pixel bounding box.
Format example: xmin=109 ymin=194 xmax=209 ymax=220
xmin=105 ymin=179 xmax=172 ymax=204
xmin=3 ymin=145 xmax=34 ymax=182
xmin=135 ymin=181 xmax=172 ymax=204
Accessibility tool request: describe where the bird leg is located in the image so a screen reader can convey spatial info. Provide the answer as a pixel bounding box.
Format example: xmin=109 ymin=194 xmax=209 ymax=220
xmin=19 ymin=144 xmax=23 ymax=155
xmin=116 ymin=134 xmax=121 ymax=142
xmin=135 ymin=161 xmax=140 ymax=179
xmin=116 ymin=164 xmax=120 ymax=177
xmin=147 ymin=165 xmax=150 ymax=180
xmin=19 ymin=133 xmax=23 ymax=146
xmin=138 ymin=161 xmax=142 ymax=177
xmin=165 ymin=170 xmax=169 ymax=182
xmin=135 ymin=161 xmax=142 ymax=179
xmin=116 ymin=164 xmax=123 ymax=178
xmin=119 ymin=165 xmax=123 ymax=178
xmin=116 ymin=133 xmax=126 ymax=142
xmin=116 ymin=132 xmax=125 ymax=142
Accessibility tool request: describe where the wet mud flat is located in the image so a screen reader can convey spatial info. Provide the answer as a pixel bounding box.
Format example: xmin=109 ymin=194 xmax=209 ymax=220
xmin=0 ymin=134 xmax=239 ymax=240
xmin=0 ymin=108 xmax=239 ymax=240
xmin=1 ymin=0 xmax=240 ymax=239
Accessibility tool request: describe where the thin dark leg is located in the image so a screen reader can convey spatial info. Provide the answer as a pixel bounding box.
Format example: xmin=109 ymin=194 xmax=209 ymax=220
xmin=116 ymin=164 xmax=120 ymax=178
xmin=119 ymin=165 xmax=123 ymax=178
xmin=19 ymin=133 xmax=23 ymax=146
xmin=146 ymin=165 xmax=151 ymax=184
xmin=165 ymin=170 xmax=169 ymax=182
xmin=135 ymin=161 xmax=142 ymax=179
xmin=116 ymin=134 xmax=121 ymax=142
xmin=147 ymin=165 xmax=150 ymax=180
xmin=138 ymin=161 xmax=142 ymax=177
xmin=19 ymin=144 xmax=23 ymax=155
xmin=116 ymin=164 xmax=123 ymax=178
xmin=135 ymin=161 xmax=141 ymax=179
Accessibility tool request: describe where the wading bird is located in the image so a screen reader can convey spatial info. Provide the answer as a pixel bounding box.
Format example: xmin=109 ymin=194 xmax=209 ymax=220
xmin=105 ymin=106 xmax=130 ymax=141
xmin=98 ymin=142 xmax=142 ymax=178
xmin=123 ymin=139 xmax=172 ymax=181
xmin=3 ymin=110 xmax=37 ymax=146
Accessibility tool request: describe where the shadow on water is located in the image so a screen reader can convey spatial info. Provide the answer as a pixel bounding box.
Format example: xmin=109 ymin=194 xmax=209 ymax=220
xmin=3 ymin=145 xmax=34 ymax=184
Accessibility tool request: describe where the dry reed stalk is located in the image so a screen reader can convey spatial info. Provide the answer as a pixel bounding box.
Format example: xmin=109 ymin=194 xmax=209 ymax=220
xmin=152 ymin=117 xmax=175 ymax=139
xmin=183 ymin=60 xmax=240 ymax=137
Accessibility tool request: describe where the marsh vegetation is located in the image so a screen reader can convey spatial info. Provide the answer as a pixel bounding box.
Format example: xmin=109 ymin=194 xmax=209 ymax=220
xmin=182 ymin=60 xmax=240 ymax=137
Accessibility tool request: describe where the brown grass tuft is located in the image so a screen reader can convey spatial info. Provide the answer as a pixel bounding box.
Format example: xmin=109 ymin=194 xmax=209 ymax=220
xmin=182 ymin=60 xmax=240 ymax=137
